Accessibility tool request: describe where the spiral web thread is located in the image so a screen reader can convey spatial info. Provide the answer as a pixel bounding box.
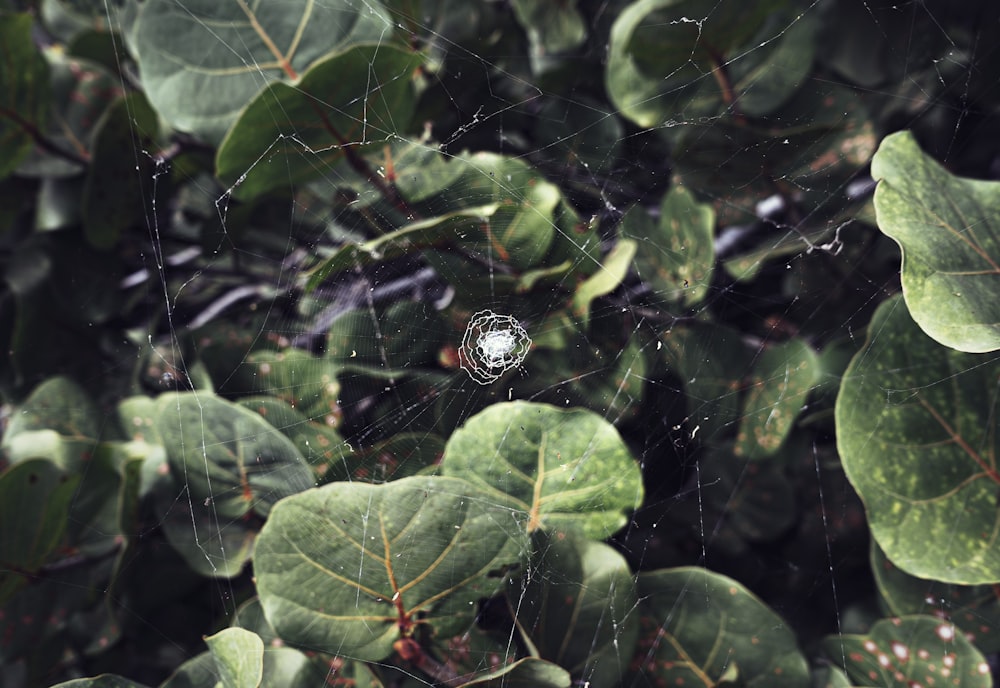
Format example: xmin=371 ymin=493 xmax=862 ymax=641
xmin=458 ymin=310 xmax=531 ymax=385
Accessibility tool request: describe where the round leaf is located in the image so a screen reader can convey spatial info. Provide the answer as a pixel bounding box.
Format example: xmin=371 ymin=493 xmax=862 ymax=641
xmin=837 ymin=295 xmax=1000 ymax=584
xmin=440 ymin=401 xmax=644 ymax=539
xmin=132 ymin=0 xmax=392 ymax=144
xmin=253 ymin=475 xmax=522 ymax=662
xmin=153 ymin=392 xmax=315 ymax=520
xmin=823 ymin=616 xmax=991 ymax=687
xmin=873 ymin=130 xmax=1000 ymax=353
xmin=205 ymin=627 xmax=264 ymax=688
xmin=216 ymin=44 xmax=423 ymax=200
xmin=516 ymin=531 xmax=639 ymax=686
xmin=629 ymin=567 xmax=810 ymax=686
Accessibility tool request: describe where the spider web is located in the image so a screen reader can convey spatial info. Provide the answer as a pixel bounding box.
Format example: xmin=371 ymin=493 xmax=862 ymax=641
xmin=5 ymin=0 xmax=1000 ymax=685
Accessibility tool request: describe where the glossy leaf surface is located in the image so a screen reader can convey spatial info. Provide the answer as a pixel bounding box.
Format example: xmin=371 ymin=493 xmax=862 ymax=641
xmin=132 ymin=0 xmax=391 ymax=144
xmin=873 ymin=130 xmax=1000 ymax=353
xmin=440 ymin=401 xmax=644 ymax=539
xmin=253 ymin=476 xmax=521 ymax=661
xmin=837 ymin=295 xmax=1000 ymax=584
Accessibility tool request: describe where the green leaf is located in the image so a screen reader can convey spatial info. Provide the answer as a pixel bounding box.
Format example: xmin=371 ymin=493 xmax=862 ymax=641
xmin=439 ymin=401 xmax=643 ymax=539
xmin=253 ymin=475 xmax=521 ymax=662
xmin=510 ymin=0 xmax=586 ymax=57
xmin=571 ymin=238 xmax=636 ymax=328
xmin=306 ymin=205 xmax=499 ymax=291
xmin=606 ymin=0 xmax=789 ymax=128
xmin=132 ymin=0 xmax=392 ymax=144
xmin=0 ymin=459 xmax=79 ymax=605
xmin=153 ymin=392 xmax=315 ymax=520
xmin=621 ymin=186 xmax=715 ymax=308
xmin=836 ymin=294 xmax=1000 ymax=584
xmin=457 ymin=658 xmax=571 ymax=688
xmin=0 ymin=13 xmax=50 ymax=180
xmin=1 ymin=376 xmax=100 ymax=469
xmin=205 ymin=627 xmax=264 ymax=688
xmin=872 ymin=542 xmax=1000 ymax=654
xmin=734 ymin=338 xmax=820 ymax=459
xmin=629 ymin=567 xmax=810 ymax=686
xmin=216 ymin=44 xmax=423 ymax=200
xmin=238 ymin=397 xmax=349 ymax=476
xmin=241 ymin=348 xmax=341 ymax=426
xmin=823 ymin=616 xmax=991 ymax=687
xmin=516 ymin=531 xmax=639 ymax=686
xmin=50 ymin=676 xmax=152 ymax=688
xmin=872 ymin=130 xmax=1000 ymax=353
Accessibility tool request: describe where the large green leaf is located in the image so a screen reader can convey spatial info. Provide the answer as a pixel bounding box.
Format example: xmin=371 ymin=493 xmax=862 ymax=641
xmin=306 ymin=205 xmax=499 ymax=290
xmin=836 ymin=295 xmax=1000 ymax=584
xmin=620 ymin=186 xmax=715 ymax=308
xmin=132 ymin=0 xmax=392 ymax=144
xmin=629 ymin=567 xmax=810 ymax=686
xmin=0 ymin=13 xmax=50 ymax=180
xmin=823 ymin=616 xmax=991 ymax=687
xmin=872 ymin=542 xmax=1000 ymax=653
xmin=0 ymin=459 xmax=79 ymax=605
xmin=253 ymin=475 xmax=521 ymax=662
xmin=1 ymin=376 xmax=100 ymax=469
xmin=216 ymin=44 xmax=423 ymax=200
xmin=205 ymin=627 xmax=264 ymax=688
xmin=873 ymin=130 xmax=1000 ymax=353
xmin=571 ymin=238 xmax=636 ymax=328
xmin=153 ymin=392 xmax=315 ymax=520
xmin=516 ymin=531 xmax=639 ymax=686
xmin=439 ymin=401 xmax=643 ymax=539
xmin=458 ymin=658 xmax=571 ymax=688
xmin=606 ymin=0 xmax=790 ymax=128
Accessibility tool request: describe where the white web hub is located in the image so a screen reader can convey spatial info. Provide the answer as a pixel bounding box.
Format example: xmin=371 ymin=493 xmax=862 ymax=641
xmin=459 ymin=310 xmax=531 ymax=385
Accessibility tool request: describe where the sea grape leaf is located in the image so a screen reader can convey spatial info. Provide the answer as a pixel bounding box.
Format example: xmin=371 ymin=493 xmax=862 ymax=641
xmin=0 ymin=459 xmax=79 ymax=606
xmin=0 ymin=13 xmax=50 ymax=180
xmin=620 ymin=185 xmax=715 ymax=308
xmin=305 ymin=205 xmax=499 ymax=291
xmin=132 ymin=0 xmax=392 ymax=145
xmin=1 ymin=376 xmax=100 ymax=469
xmin=606 ymin=0 xmax=789 ymax=128
xmin=50 ymin=677 xmax=151 ymax=688
xmin=823 ymin=616 xmax=991 ymax=687
xmin=150 ymin=467 xmax=257 ymax=579
xmin=836 ymin=295 xmax=1000 ymax=584
xmin=253 ymin=476 xmax=521 ymax=662
xmin=516 ymin=531 xmax=639 ymax=686
xmin=571 ymin=238 xmax=636 ymax=328
xmin=510 ymin=0 xmax=587 ymax=57
xmin=734 ymin=337 xmax=820 ymax=459
xmin=872 ymin=130 xmax=1000 ymax=353
xmin=629 ymin=567 xmax=809 ymax=686
xmin=153 ymin=392 xmax=314 ymax=521
xmin=457 ymin=658 xmax=571 ymax=688
xmin=439 ymin=401 xmax=644 ymax=539
xmin=240 ymin=348 xmax=342 ymax=426
xmin=418 ymin=153 xmax=561 ymax=271
xmin=872 ymin=542 xmax=1000 ymax=653
xmin=205 ymin=627 xmax=264 ymax=688
xmin=216 ymin=44 xmax=423 ymax=201
xmin=238 ymin=397 xmax=349 ymax=477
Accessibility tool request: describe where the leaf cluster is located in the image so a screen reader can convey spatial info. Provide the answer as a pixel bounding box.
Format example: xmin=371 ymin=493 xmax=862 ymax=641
xmin=3 ymin=0 xmax=1000 ymax=687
